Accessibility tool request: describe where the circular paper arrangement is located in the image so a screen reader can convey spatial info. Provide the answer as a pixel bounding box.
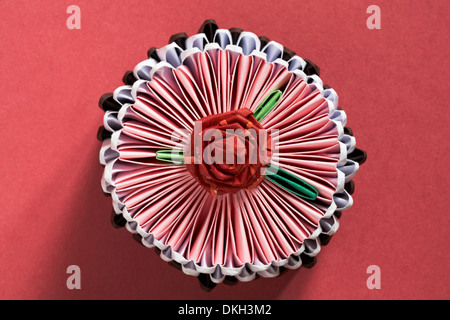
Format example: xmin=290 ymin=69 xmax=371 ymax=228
xmin=98 ymin=20 xmax=367 ymax=289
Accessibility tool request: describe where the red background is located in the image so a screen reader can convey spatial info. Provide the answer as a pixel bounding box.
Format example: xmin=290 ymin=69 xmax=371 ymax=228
xmin=0 ymin=0 xmax=449 ymax=300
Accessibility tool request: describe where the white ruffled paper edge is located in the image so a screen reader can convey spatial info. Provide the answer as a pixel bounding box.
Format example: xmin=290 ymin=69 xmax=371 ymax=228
xmin=99 ymin=30 xmax=359 ymax=283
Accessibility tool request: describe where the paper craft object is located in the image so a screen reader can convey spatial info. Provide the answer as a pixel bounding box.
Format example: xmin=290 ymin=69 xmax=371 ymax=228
xmin=98 ymin=19 xmax=367 ymax=289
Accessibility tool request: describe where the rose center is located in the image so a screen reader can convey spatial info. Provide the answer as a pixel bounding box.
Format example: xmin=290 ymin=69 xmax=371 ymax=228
xmin=186 ymin=109 xmax=272 ymax=196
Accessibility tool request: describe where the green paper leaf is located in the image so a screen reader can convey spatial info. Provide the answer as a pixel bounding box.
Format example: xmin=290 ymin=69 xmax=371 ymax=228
xmin=265 ymin=166 xmax=318 ymax=201
xmin=156 ymin=149 xmax=184 ymax=164
xmin=254 ymin=90 xmax=283 ymax=122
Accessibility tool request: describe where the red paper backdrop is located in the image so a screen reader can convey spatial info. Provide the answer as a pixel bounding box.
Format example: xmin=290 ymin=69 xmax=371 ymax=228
xmin=0 ymin=0 xmax=448 ymax=300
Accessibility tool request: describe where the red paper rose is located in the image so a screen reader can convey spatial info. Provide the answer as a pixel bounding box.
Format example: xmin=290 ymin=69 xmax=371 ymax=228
xmin=186 ymin=109 xmax=272 ymax=195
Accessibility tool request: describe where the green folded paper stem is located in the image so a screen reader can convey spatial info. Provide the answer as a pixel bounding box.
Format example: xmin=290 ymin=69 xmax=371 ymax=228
xmin=253 ymin=90 xmax=282 ymax=122
xmin=265 ymin=166 xmax=318 ymax=201
xmin=156 ymin=149 xmax=185 ymax=164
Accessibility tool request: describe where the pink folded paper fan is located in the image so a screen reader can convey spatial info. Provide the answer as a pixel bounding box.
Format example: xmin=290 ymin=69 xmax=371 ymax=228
xmin=98 ymin=20 xmax=367 ymax=290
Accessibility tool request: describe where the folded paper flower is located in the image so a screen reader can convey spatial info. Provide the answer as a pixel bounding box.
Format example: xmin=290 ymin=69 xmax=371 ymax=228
xmin=98 ymin=19 xmax=367 ymax=289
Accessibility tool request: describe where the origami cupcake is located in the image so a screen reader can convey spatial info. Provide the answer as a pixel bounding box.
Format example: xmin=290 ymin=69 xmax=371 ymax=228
xmin=98 ymin=19 xmax=367 ymax=289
